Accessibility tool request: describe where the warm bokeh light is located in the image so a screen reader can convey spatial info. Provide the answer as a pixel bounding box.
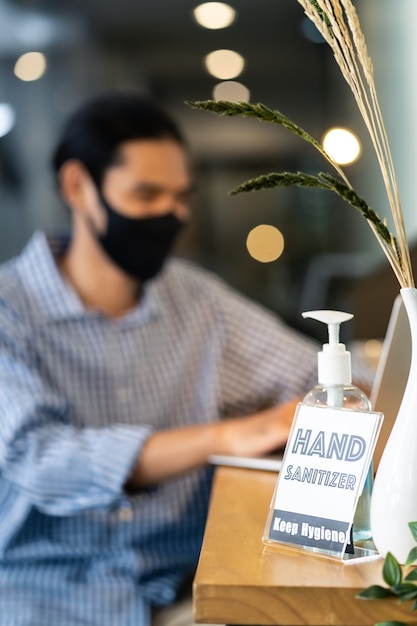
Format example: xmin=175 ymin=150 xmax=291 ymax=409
xmin=0 ymin=103 xmax=16 ymax=138
xmin=322 ymin=127 xmax=361 ymax=165
xmin=193 ymin=2 xmax=236 ymax=29
xmin=364 ymin=339 xmax=383 ymax=360
xmin=246 ymin=224 xmax=285 ymax=263
xmin=14 ymin=51 xmax=47 ymax=82
xmin=213 ymin=80 xmax=250 ymax=102
xmin=204 ymin=49 xmax=245 ymax=80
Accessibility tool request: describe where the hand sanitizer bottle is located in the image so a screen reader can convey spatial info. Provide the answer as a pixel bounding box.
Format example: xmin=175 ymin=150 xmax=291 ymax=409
xmin=301 ymin=310 xmax=373 ymax=543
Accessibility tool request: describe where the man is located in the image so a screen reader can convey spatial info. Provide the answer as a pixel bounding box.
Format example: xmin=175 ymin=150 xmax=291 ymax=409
xmin=0 ymin=92 xmax=319 ymax=625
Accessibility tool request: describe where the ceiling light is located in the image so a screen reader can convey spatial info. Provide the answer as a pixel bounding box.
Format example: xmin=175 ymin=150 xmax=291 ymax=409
xmin=246 ymin=225 xmax=285 ymax=263
xmin=204 ymin=49 xmax=245 ymax=80
xmin=322 ymin=127 xmax=361 ymax=165
xmin=213 ymin=81 xmax=250 ymax=102
xmin=0 ymin=103 xmax=16 ymax=138
xmin=193 ymin=2 xmax=236 ymax=29
xmin=14 ymin=51 xmax=47 ymax=82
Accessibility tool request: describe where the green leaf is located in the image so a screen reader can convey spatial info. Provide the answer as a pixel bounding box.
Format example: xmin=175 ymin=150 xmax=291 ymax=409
xmin=405 ymin=548 xmax=417 ymax=567
xmin=405 ymin=566 xmax=417 ymax=581
xmin=409 ymin=522 xmax=417 ymax=543
xmin=185 ymin=100 xmax=324 ymax=153
xmin=391 ymin=582 xmax=417 ymax=601
xmin=185 ymin=98 xmax=406 ymax=271
xmin=356 ymin=585 xmax=392 ymax=599
xmin=185 ymin=96 xmax=410 ymax=280
xmin=229 ymin=170 xmax=397 ymax=253
xmin=185 ymin=99 xmax=351 ymax=186
xmin=383 ymin=552 xmax=403 ymax=587
xmin=375 ymin=622 xmax=408 ymax=626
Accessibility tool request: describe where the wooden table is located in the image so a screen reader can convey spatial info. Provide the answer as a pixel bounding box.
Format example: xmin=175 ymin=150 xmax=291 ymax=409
xmin=193 ymin=466 xmax=412 ymax=625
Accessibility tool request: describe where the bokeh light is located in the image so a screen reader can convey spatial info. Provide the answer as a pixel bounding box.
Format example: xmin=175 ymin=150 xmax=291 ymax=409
xmin=322 ymin=127 xmax=361 ymax=165
xmin=193 ymin=2 xmax=236 ymax=29
xmin=212 ymin=81 xmax=250 ymax=102
xmin=204 ymin=49 xmax=245 ymax=80
xmin=246 ymin=225 xmax=285 ymax=263
xmin=14 ymin=52 xmax=47 ymax=82
xmin=0 ymin=103 xmax=16 ymax=138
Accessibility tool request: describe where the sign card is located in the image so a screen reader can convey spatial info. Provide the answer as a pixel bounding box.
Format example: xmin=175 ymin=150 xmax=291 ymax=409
xmin=263 ymin=403 xmax=383 ymax=559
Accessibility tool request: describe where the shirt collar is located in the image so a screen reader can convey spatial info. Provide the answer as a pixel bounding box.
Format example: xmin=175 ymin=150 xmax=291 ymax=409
xmin=16 ymin=231 xmax=162 ymax=324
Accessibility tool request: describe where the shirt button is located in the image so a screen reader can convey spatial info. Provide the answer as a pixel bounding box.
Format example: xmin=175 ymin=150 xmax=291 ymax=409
xmin=118 ymin=505 xmax=134 ymax=522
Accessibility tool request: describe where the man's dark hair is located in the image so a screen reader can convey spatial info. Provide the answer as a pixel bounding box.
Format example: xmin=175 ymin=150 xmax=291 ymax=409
xmin=52 ymin=91 xmax=185 ymax=189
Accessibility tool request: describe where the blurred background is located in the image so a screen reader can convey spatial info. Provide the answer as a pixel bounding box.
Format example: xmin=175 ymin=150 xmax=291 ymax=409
xmin=1 ymin=0 xmax=417 ymax=345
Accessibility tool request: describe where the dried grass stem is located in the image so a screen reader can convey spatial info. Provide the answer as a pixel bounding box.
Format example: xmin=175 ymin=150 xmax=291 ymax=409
xmin=298 ymin=0 xmax=413 ymax=287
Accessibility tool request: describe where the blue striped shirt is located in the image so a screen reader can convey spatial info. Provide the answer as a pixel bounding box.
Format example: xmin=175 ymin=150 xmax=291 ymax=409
xmin=0 ymin=231 xmax=318 ymax=625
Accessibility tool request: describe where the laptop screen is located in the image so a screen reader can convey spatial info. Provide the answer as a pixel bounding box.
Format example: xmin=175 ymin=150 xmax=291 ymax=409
xmin=370 ymin=295 xmax=411 ymax=471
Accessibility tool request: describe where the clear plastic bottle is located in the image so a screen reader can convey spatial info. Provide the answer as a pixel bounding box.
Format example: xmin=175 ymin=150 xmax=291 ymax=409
xmin=302 ymin=310 xmax=373 ymax=543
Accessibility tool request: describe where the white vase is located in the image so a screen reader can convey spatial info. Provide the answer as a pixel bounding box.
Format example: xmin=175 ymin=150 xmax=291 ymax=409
xmin=370 ymin=286 xmax=417 ymax=564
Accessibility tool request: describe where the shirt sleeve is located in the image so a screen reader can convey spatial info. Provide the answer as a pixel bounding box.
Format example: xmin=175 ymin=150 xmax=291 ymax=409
xmin=211 ymin=280 xmax=320 ymax=415
xmin=0 ymin=301 xmax=151 ymax=516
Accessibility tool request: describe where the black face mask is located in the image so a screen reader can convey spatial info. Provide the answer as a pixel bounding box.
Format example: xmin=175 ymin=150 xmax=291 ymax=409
xmin=92 ymin=193 xmax=185 ymax=282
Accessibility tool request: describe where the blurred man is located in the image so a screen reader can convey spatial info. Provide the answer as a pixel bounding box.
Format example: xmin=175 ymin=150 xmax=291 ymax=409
xmin=0 ymin=92 xmax=319 ymax=625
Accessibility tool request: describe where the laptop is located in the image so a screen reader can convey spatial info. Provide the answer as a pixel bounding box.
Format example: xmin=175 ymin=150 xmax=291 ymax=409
xmin=370 ymin=294 xmax=411 ymax=471
xmin=209 ymin=452 xmax=283 ymax=472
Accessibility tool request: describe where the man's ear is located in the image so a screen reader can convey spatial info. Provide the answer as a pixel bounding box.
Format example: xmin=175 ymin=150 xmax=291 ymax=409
xmin=58 ymin=160 xmax=95 ymax=213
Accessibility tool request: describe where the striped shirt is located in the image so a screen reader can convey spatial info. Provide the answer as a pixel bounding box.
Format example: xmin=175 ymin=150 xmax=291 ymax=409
xmin=0 ymin=231 xmax=318 ymax=625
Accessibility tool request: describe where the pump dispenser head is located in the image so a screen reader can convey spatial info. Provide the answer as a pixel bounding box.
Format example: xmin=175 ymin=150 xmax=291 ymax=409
xmin=302 ymin=310 xmax=353 ymax=385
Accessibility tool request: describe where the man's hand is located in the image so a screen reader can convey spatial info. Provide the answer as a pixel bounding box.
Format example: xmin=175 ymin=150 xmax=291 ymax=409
xmin=214 ymin=398 xmax=299 ymax=458
xmin=126 ymin=398 xmax=300 ymax=489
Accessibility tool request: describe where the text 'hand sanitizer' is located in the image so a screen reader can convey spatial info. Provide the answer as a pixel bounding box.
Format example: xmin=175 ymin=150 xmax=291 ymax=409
xmin=302 ymin=309 xmax=373 ymax=542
